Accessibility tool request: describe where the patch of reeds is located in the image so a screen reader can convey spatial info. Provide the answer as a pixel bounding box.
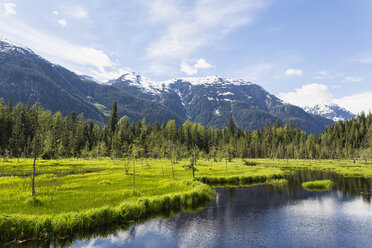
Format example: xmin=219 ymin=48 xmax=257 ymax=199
xmin=194 ymin=173 xmax=284 ymax=186
xmin=267 ymin=178 xmax=288 ymax=186
xmin=302 ymin=180 xmax=333 ymax=191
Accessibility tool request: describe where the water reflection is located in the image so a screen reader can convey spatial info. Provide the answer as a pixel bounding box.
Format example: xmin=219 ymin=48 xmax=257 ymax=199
xmin=22 ymin=170 xmax=372 ymax=247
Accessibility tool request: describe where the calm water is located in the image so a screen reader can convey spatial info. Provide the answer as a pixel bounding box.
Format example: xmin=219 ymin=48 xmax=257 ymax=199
xmin=36 ymin=170 xmax=372 ymax=247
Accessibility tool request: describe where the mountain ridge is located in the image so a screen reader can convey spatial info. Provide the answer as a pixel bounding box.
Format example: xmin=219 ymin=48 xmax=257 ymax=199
xmin=1 ymin=38 xmax=334 ymax=134
xmin=0 ymin=38 xmax=185 ymax=125
xmin=108 ymin=72 xmax=334 ymax=134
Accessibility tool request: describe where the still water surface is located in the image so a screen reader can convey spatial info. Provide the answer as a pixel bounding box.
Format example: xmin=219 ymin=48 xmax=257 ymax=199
xmin=69 ymin=170 xmax=372 ymax=248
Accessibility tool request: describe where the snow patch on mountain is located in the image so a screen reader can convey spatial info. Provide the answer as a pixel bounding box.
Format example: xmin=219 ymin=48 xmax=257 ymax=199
xmin=218 ymin=91 xmax=234 ymax=96
xmin=114 ymin=72 xmax=159 ymax=94
xmin=161 ymin=76 xmax=252 ymax=89
xmin=108 ymin=72 xmax=257 ymax=98
xmin=304 ymin=104 xmax=355 ymax=122
xmin=0 ymin=37 xmax=33 ymax=54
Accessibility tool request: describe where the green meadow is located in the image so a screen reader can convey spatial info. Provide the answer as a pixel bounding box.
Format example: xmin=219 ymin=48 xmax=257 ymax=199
xmin=0 ymin=158 xmax=285 ymax=215
xmin=0 ymin=158 xmax=284 ymax=242
xmin=1 ymin=158 xmax=371 ymax=242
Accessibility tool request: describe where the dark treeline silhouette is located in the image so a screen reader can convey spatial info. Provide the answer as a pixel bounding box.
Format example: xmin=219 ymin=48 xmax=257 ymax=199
xmin=1 ymin=99 xmax=371 ymax=161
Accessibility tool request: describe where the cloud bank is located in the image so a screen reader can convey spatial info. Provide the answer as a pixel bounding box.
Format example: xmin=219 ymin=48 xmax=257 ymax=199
xmin=278 ymin=83 xmax=372 ymax=114
xmin=180 ymin=58 xmax=213 ymax=75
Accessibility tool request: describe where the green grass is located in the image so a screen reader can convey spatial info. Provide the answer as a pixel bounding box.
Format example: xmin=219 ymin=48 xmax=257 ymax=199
xmin=267 ymin=178 xmax=288 ymax=186
xmin=247 ymin=158 xmax=372 ymax=178
xmin=302 ymin=180 xmax=334 ymax=191
xmin=0 ymin=158 xmax=284 ymax=242
xmin=1 ymin=157 xmax=370 ymax=242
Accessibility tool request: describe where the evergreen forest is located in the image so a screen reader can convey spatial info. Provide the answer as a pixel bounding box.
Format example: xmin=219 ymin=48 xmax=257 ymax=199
xmin=1 ymin=98 xmax=371 ymax=161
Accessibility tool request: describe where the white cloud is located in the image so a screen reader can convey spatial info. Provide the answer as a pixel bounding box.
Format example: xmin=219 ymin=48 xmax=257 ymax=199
xmin=285 ymin=68 xmax=303 ymax=76
xmin=278 ymin=83 xmax=372 ymax=114
xmin=278 ymin=83 xmax=332 ymax=107
xmin=180 ymin=58 xmax=213 ymax=75
xmin=0 ymin=18 xmax=118 ymax=81
xmin=180 ymin=62 xmax=197 ymax=75
xmin=58 ymin=19 xmax=67 ymax=27
xmin=90 ymin=67 xmax=132 ymax=82
xmin=3 ymin=2 xmax=16 ymax=15
xmin=60 ymin=5 xmax=88 ymax=19
xmin=53 ymin=10 xmax=59 ymax=16
xmin=342 ymin=76 xmax=362 ymax=83
xmin=194 ymin=58 xmax=213 ymax=69
xmin=333 ymin=92 xmax=372 ymax=114
xmin=143 ymin=0 xmax=269 ymax=74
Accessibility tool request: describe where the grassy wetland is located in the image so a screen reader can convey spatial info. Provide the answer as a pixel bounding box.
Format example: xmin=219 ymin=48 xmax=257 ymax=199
xmin=0 ymin=158 xmax=285 ymax=243
xmin=1 ymin=103 xmax=372 ymax=244
xmin=2 ymin=157 xmax=372 ymax=243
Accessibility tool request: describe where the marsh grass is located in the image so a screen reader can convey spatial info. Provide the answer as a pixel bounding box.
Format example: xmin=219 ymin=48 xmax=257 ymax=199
xmin=267 ymin=178 xmax=288 ymax=186
xmin=261 ymin=159 xmax=372 ymax=178
xmin=0 ymin=158 xmax=284 ymax=242
xmin=302 ymin=180 xmax=334 ymax=191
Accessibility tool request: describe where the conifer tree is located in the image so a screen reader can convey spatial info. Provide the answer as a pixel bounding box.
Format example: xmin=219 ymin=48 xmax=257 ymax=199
xmin=109 ymin=101 xmax=118 ymax=133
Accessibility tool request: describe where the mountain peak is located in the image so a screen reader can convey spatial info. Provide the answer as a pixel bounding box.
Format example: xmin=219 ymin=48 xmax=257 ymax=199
xmin=0 ymin=37 xmax=33 ymax=55
xmin=109 ymin=73 xmax=256 ymax=95
xmin=115 ymin=72 xmax=159 ymax=94
xmin=162 ymin=75 xmax=253 ymax=88
xmin=304 ymin=103 xmax=355 ymax=122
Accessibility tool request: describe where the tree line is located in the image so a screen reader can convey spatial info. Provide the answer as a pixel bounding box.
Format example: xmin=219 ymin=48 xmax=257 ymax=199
xmin=1 ymin=98 xmax=371 ymax=161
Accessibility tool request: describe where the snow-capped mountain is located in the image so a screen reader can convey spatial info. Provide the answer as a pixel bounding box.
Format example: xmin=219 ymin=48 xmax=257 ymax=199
xmin=0 ymin=37 xmax=334 ymax=134
xmin=109 ymin=72 xmax=334 ymax=134
xmin=107 ymin=73 xmax=254 ymax=94
xmin=304 ymin=104 xmax=355 ymax=122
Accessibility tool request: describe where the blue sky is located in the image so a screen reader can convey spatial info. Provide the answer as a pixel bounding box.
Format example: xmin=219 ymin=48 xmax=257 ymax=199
xmin=0 ymin=0 xmax=371 ymax=113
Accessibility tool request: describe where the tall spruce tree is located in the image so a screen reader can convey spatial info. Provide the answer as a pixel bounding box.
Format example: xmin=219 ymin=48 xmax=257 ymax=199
xmin=109 ymin=101 xmax=118 ymax=133
xmin=227 ymin=113 xmax=236 ymax=136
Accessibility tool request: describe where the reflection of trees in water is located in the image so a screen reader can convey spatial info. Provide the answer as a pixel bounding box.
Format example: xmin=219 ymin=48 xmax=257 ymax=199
xmin=273 ymin=170 xmax=372 ymax=203
xmin=228 ymin=187 xmax=236 ymax=204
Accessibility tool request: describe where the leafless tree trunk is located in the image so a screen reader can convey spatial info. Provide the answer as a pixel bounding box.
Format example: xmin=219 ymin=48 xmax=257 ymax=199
xmin=171 ymin=142 xmax=175 ymax=180
xmin=133 ymin=158 xmax=135 ymax=191
xmin=32 ymin=152 xmax=36 ymax=196
xmin=31 ymin=110 xmax=39 ymax=196
xmin=50 ymin=184 xmax=57 ymax=205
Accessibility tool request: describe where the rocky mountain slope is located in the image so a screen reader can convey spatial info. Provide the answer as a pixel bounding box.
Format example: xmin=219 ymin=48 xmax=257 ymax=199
xmin=0 ymin=38 xmax=184 ymax=125
xmin=109 ymin=72 xmax=334 ymax=134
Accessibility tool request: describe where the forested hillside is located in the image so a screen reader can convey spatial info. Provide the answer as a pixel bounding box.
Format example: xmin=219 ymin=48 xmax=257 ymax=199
xmin=1 ymin=99 xmax=371 ymax=161
xmin=0 ymin=39 xmax=184 ymax=126
xmin=1 ymin=39 xmax=333 ymax=134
